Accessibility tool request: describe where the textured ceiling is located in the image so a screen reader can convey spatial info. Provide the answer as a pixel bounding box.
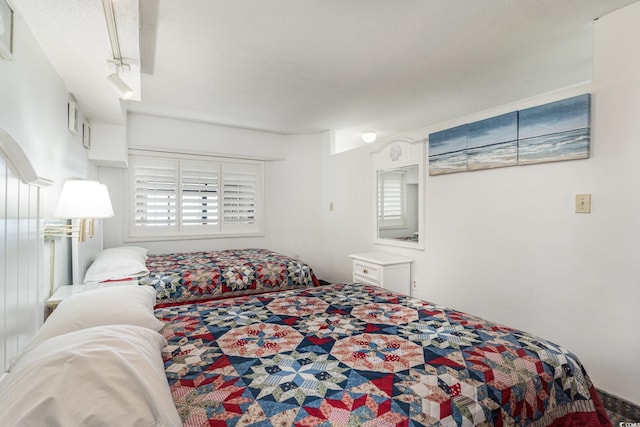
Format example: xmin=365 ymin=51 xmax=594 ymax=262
xmin=12 ymin=0 xmax=141 ymax=124
xmin=12 ymin=0 xmax=639 ymax=143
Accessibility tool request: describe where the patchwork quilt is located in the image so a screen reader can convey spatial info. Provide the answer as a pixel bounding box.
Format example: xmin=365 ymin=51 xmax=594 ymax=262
xmin=156 ymin=283 xmax=611 ymax=427
xmin=139 ymin=249 xmax=319 ymax=306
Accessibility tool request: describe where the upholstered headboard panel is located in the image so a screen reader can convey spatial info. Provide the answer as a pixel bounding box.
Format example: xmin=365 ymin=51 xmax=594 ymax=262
xmin=0 ymin=129 xmax=52 ymax=374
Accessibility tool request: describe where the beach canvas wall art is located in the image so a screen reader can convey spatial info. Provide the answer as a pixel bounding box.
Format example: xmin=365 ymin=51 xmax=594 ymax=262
xmin=518 ymin=94 xmax=591 ymax=165
xmin=428 ymin=124 xmax=468 ymax=175
xmin=428 ymin=93 xmax=591 ymax=176
xmin=467 ymin=112 xmax=518 ymax=171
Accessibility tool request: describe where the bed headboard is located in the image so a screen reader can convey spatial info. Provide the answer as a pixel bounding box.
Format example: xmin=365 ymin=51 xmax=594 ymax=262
xmin=0 ymin=128 xmax=52 ymax=374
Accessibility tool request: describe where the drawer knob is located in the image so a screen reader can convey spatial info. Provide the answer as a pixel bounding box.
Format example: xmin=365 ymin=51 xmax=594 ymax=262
xmin=363 ymin=268 xmax=368 ymax=274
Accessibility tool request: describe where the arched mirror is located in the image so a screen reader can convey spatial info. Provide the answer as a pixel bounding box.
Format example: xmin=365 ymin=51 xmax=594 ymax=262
xmin=373 ymin=138 xmax=425 ymax=250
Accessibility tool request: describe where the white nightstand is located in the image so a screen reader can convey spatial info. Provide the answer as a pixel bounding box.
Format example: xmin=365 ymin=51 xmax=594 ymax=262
xmin=46 ymin=280 xmax=138 ymax=314
xmin=349 ymin=252 xmax=413 ymax=295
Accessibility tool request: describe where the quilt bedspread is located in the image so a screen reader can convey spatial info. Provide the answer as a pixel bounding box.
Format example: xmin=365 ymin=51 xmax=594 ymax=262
xmin=156 ymin=283 xmax=610 ymax=427
xmin=140 ymin=249 xmax=319 ymax=306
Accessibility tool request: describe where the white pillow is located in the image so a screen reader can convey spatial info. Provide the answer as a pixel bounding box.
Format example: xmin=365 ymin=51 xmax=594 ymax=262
xmin=0 ymin=325 xmax=182 ymax=427
xmin=120 ymin=245 xmax=149 ymax=259
xmin=84 ymin=246 xmax=149 ymax=283
xmin=25 ymin=285 xmax=163 ymax=353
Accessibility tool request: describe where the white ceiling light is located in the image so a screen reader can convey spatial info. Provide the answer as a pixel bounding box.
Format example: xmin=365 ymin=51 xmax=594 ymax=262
xmin=362 ymin=131 xmax=377 ymax=143
xmin=103 ymin=0 xmax=133 ymax=100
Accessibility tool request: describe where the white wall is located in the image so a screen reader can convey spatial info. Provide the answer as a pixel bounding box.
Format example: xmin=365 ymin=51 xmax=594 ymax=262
xmin=96 ymin=3 xmax=640 ymax=406
xmin=262 ymin=133 xmax=324 ymax=262
xmin=99 ymin=114 xmax=324 ymax=260
xmin=127 ymin=113 xmax=287 ymax=160
xmin=0 ymin=13 xmax=95 ymax=294
xmin=0 ymin=9 xmax=95 ymax=368
xmin=1 ymin=0 xmax=635 ymax=408
xmin=316 ymin=138 xmax=373 ymax=282
xmin=313 ymin=2 xmax=640 ymax=405
xmin=98 ymin=113 xmax=368 ymax=285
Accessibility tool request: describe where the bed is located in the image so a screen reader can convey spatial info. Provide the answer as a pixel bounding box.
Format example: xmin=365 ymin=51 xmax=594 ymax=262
xmin=156 ymin=282 xmax=611 ymax=426
xmin=0 ymin=283 xmax=611 ymax=426
xmin=142 ymin=249 xmax=320 ymax=306
xmin=83 ymin=247 xmax=320 ymax=306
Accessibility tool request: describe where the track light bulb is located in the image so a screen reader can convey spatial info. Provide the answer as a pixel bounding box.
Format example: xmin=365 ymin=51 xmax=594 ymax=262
xmin=107 ymin=73 xmax=133 ymax=100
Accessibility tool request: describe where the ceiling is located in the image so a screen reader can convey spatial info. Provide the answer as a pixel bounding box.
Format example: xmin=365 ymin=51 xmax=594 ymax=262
xmin=11 ymin=0 xmax=639 ymax=143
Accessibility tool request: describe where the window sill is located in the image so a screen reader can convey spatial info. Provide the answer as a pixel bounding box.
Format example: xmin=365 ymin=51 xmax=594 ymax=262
xmin=378 ymin=225 xmax=408 ymax=231
xmin=125 ymin=232 xmax=265 ymax=243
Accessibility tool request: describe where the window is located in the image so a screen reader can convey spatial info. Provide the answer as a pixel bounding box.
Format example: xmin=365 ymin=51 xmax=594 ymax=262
xmin=377 ymin=169 xmax=406 ymax=228
xmin=129 ymin=152 xmax=263 ymax=239
xmin=221 ymin=164 xmax=258 ymax=231
xmin=181 ymin=161 xmax=219 ymax=228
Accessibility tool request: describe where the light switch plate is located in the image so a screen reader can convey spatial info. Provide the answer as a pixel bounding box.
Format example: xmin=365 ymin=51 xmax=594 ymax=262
xmin=575 ymin=194 xmax=591 ymax=214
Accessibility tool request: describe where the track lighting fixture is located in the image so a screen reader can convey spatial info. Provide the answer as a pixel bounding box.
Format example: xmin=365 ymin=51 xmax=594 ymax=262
xmin=107 ymin=65 xmax=133 ymax=100
xmin=103 ymin=0 xmax=133 ymax=100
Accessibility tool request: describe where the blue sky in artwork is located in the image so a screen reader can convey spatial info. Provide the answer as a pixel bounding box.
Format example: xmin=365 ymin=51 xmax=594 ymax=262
xmin=467 ymin=112 xmax=518 ymax=149
xmin=519 ymin=94 xmax=590 ymax=140
xmin=429 ymin=124 xmax=468 ymax=156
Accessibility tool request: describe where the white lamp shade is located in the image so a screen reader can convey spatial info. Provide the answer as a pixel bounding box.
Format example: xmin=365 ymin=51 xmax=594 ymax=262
xmin=54 ymin=180 xmax=114 ymax=219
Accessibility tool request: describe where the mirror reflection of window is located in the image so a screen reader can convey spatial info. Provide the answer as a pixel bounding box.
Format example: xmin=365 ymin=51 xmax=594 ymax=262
xmin=377 ymin=165 xmax=419 ymax=242
xmin=378 ymin=170 xmax=405 ymax=228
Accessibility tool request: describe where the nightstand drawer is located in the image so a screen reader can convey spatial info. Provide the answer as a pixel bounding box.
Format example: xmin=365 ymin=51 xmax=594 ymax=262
xmin=349 ymin=252 xmax=413 ymax=295
xmin=353 ymin=274 xmax=381 ymax=287
xmin=352 ymin=260 xmax=381 ymax=283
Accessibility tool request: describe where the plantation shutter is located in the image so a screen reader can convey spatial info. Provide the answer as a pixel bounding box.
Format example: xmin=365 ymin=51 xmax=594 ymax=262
xmin=222 ymin=163 xmax=261 ymax=233
xmin=181 ymin=161 xmax=220 ymax=230
xmin=129 ymin=153 xmax=263 ymax=239
xmin=378 ymin=170 xmax=405 ymax=227
xmin=131 ymin=157 xmax=178 ymax=232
